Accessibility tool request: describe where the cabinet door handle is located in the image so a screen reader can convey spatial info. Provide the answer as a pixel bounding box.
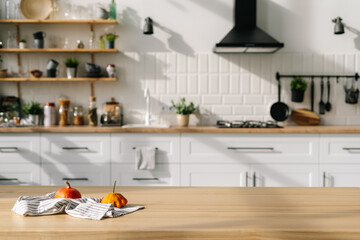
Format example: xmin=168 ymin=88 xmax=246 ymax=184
xmin=245 ymin=172 xmax=249 ymax=187
xmin=343 ymin=147 xmax=360 ymax=151
xmin=132 ymin=147 xmax=158 ymax=150
xmin=62 ymin=147 xmax=89 ymax=150
xmin=227 ymin=147 xmax=274 ymax=151
xmin=0 ymin=147 xmax=19 ymax=152
xmin=253 ymin=172 xmax=257 ymax=187
xmin=323 ymin=172 xmax=327 ymax=187
xmin=132 ymin=177 xmax=159 ymax=181
xmin=0 ymin=178 xmax=19 ymax=181
xmin=62 ymin=177 xmax=89 ymax=181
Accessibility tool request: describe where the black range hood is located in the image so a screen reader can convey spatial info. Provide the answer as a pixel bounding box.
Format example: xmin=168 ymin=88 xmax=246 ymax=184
xmin=214 ymin=0 xmax=284 ymax=54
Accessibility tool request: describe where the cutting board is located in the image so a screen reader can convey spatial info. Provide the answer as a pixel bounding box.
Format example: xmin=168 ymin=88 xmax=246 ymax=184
xmin=290 ymin=109 xmax=320 ymax=126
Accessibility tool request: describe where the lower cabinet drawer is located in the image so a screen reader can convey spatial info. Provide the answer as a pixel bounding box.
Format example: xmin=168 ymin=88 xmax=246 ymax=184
xmin=320 ymin=135 xmax=360 ymax=163
xmin=0 ymin=164 xmax=40 ymax=185
xmin=111 ymin=163 xmax=180 ymax=186
xmin=41 ymin=164 xmax=111 ymax=186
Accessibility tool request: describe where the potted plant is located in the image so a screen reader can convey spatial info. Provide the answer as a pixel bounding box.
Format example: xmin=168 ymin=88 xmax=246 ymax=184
xmin=23 ymin=102 xmax=43 ymax=126
xmin=19 ymin=39 xmax=27 ymax=49
xmin=171 ymin=98 xmax=196 ymax=127
xmin=105 ymin=33 xmax=118 ymax=49
xmin=64 ymin=57 xmax=79 ymax=79
xmin=290 ymin=77 xmax=308 ymax=102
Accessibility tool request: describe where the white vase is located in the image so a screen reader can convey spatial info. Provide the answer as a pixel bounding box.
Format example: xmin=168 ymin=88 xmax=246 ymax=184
xmin=66 ymin=67 xmax=77 ymax=79
xmin=176 ymin=114 xmax=190 ymax=127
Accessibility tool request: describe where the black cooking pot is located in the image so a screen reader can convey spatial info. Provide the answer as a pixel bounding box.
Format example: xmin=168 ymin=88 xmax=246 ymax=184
xmin=270 ymin=80 xmax=290 ymax=121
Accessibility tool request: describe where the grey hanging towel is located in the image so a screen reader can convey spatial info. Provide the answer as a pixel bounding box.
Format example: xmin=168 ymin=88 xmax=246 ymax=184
xmin=135 ymin=147 xmax=156 ymax=170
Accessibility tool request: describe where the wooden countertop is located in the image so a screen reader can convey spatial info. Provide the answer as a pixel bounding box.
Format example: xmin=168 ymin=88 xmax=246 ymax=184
xmin=1 ymin=125 xmax=360 ymax=133
xmin=1 ymin=186 xmax=360 ymax=239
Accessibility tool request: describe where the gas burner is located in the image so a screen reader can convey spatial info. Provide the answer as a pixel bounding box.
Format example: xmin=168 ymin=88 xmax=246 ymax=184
xmin=216 ymin=120 xmax=282 ymax=128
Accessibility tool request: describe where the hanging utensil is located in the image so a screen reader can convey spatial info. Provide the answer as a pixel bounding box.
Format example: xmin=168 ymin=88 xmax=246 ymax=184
xmin=325 ymin=77 xmax=332 ymax=112
xmin=319 ymin=77 xmax=325 ymax=114
xmin=310 ymin=76 xmax=314 ymax=112
xmin=270 ymin=80 xmax=290 ymax=121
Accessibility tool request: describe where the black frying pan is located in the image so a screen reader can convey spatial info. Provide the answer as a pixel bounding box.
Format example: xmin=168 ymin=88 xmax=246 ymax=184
xmin=270 ymin=80 xmax=290 ymax=121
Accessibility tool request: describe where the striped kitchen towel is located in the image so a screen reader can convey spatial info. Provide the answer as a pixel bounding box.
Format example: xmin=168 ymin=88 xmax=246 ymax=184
xmin=12 ymin=192 xmax=144 ymax=220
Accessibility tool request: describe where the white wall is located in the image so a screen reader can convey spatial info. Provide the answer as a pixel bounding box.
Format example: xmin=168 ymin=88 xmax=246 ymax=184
xmin=1 ymin=0 xmax=360 ymax=126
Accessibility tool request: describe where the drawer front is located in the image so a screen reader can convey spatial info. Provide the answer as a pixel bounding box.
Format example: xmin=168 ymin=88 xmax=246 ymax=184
xmin=0 ymin=163 xmax=40 ymax=185
xmin=0 ymin=134 xmax=40 ymax=163
xmin=41 ymin=134 xmax=110 ymax=163
xmin=321 ymin=164 xmax=360 ymax=187
xmin=181 ymin=134 xmax=319 ymax=163
xmin=320 ymin=134 xmax=360 ymax=163
xmin=41 ymin=163 xmax=111 ymax=186
xmin=111 ymin=134 xmax=180 ymax=163
xmin=111 ymin=163 xmax=180 ymax=186
xmin=181 ymin=164 xmax=248 ymax=187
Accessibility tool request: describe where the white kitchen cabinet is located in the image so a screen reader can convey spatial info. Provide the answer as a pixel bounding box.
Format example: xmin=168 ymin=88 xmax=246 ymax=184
xmin=181 ymin=134 xmax=319 ymax=164
xmin=111 ymin=163 xmax=180 ymax=186
xmin=0 ymin=163 xmax=40 ymax=185
xmin=181 ymin=164 xmax=248 ymax=187
xmin=41 ymin=134 xmax=110 ymax=164
xmin=0 ymin=134 xmax=40 ymax=163
xmin=41 ymin=163 xmax=111 ymax=186
xmin=320 ymin=164 xmax=360 ymax=187
xmin=111 ymin=134 xmax=180 ymax=163
xmin=320 ymin=134 xmax=360 ymax=163
xmin=251 ymin=164 xmax=319 ymax=187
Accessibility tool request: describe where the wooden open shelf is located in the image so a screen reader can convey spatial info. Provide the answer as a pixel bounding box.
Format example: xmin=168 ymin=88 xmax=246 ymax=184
xmin=0 ymin=19 xmax=117 ymax=24
xmin=0 ymin=48 xmax=119 ymax=53
xmin=0 ymin=77 xmax=117 ymax=82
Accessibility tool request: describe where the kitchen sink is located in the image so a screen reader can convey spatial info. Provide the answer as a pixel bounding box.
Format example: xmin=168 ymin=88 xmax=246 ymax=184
xmin=122 ymin=124 xmax=170 ymax=128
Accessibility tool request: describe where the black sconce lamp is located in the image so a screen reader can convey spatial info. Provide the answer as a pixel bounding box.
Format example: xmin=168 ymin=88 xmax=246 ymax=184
xmin=143 ymin=17 xmax=154 ymax=35
xmin=332 ymin=17 xmax=345 ymax=34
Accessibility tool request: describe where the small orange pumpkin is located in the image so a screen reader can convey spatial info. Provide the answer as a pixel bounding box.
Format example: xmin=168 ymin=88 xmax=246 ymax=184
xmin=100 ymin=181 xmax=127 ymax=208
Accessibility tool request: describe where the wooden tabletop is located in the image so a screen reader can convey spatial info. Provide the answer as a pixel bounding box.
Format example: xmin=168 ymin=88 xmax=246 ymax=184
xmin=1 ymin=125 xmax=360 ymax=133
xmin=1 ymin=186 xmax=360 ymax=239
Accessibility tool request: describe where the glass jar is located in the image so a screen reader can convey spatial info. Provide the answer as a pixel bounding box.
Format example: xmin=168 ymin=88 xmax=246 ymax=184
xmin=58 ymin=97 xmax=70 ymax=126
xmin=0 ymin=112 xmax=8 ymax=124
xmin=88 ymin=96 xmax=97 ymax=126
xmin=73 ymin=106 xmax=84 ymax=126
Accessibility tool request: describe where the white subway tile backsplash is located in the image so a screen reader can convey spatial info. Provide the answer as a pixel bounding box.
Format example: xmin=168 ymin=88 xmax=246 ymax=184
xmin=199 ymin=75 xmax=208 ymax=94
xmin=213 ymin=105 xmax=232 ymax=115
xmin=219 ymin=55 xmax=230 ymax=73
xmin=202 ymin=95 xmax=222 ymax=104
xmin=12 ymin=52 xmax=360 ymax=126
xmin=188 ymin=55 xmax=198 ymax=73
xmin=199 ymin=53 xmax=208 ymax=73
xmin=219 ymin=75 xmax=229 ymax=94
xmin=177 ymin=75 xmax=187 ymax=94
xmin=223 ymin=96 xmax=243 ymax=104
xmin=188 ymin=75 xmax=198 ymax=94
xmin=209 ymin=74 xmax=219 ymax=94
xmin=244 ymin=95 xmax=264 ymax=105
xmin=177 ymin=54 xmax=187 ymax=73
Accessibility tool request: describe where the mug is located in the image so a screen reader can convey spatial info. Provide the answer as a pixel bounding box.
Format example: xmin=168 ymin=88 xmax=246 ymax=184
xmin=47 ymin=69 xmax=59 ymax=78
xmin=34 ymin=39 xmax=44 ymax=48
xmin=46 ymin=59 xmax=59 ymax=70
xmin=33 ymin=31 xmax=46 ymax=40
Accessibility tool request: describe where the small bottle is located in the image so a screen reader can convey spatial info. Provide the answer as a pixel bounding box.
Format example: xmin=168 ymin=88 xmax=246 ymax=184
xmin=88 ymin=96 xmax=98 ymax=126
xmin=98 ymin=36 xmax=105 ymax=49
xmin=44 ymin=102 xmax=56 ymax=127
xmin=73 ymin=106 xmax=84 ymax=126
xmin=109 ymin=0 xmax=116 ymax=20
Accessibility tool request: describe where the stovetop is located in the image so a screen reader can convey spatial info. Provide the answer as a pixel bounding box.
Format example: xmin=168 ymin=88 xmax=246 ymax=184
xmin=216 ymin=120 xmax=282 ymax=128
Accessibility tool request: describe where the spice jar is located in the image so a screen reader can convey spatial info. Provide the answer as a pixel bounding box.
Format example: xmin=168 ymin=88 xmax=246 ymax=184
xmin=88 ymin=96 xmax=98 ymax=126
xmin=44 ymin=102 xmax=56 ymax=127
xmin=73 ymin=106 xmax=84 ymax=126
xmin=58 ymin=97 xmax=70 ymax=126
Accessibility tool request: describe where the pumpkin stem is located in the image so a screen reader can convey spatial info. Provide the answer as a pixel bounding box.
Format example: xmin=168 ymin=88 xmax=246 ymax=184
xmin=65 ymin=180 xmax=71 ymax=189
xmin=113 ymin=180 xmax=117 ymax=193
